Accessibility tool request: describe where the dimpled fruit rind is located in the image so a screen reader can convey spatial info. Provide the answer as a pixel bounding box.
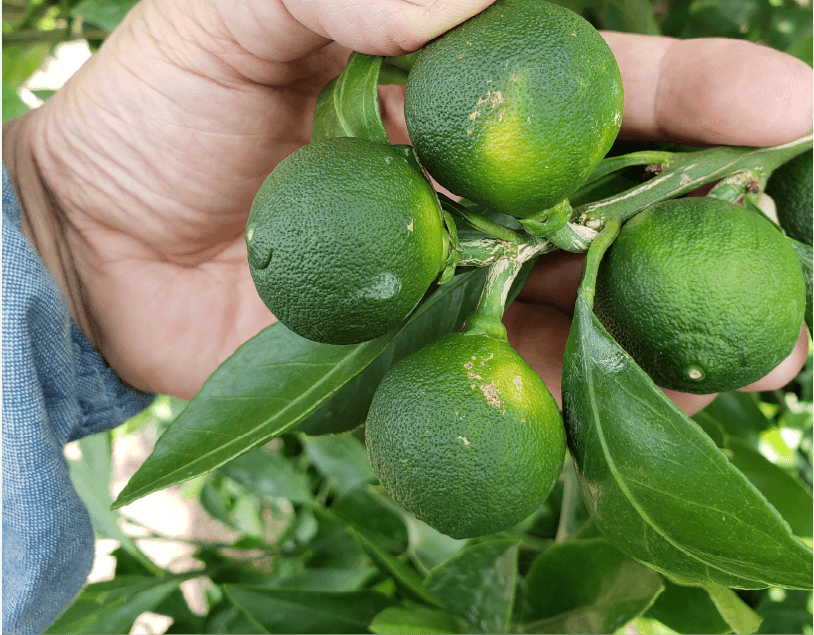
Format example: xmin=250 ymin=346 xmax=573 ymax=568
xmin=365 ymin=332 xmax=566 ymax=539
xmin=246 ymin=137 xmax=447 ymax=345
xmin=765 ymin=150 xmax=813 ymax=246
xmin=403 ymin=0 xmax=624 ymax=219
xmin=594 ymin=197 xmax=806 ymax=394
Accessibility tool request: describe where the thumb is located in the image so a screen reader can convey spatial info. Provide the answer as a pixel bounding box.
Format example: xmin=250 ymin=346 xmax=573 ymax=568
xmin=288 ymin=0 xmax=496 ymax=54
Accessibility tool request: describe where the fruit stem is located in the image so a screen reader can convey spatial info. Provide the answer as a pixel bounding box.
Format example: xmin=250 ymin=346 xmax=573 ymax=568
xmin=463 ymin=244 xmax=525 ymax=341
xmin=577 ymin=218 xmax=620 ymax=309
xmin=519 ymin=198 xmax=573 ymax=237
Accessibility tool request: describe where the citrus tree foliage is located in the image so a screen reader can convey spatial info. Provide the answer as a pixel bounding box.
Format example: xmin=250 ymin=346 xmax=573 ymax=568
xmin=5 ymin=1 xmax=813 ymax=633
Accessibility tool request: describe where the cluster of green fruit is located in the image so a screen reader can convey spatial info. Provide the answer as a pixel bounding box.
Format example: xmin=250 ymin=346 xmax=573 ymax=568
xmin=245 ymin=0 xmax=809 ymax=539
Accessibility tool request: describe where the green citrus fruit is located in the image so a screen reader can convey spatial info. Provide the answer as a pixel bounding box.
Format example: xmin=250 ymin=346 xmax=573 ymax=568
xmin=403 ymin=0 xmax=624 ymax=219
xmin=766 ymin=151 xmax=813 ymax=246
xmin=594 ymin=197 xmax=806 ymax=394
xmin=365 ymin=332 xmax=566 ymax=539
xmin=246 ymin=138 xmax=448 ymax=345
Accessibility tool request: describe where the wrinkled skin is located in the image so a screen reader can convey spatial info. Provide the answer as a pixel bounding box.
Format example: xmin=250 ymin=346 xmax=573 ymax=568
xmin=4 ymin=0 xmax=811 ymax=411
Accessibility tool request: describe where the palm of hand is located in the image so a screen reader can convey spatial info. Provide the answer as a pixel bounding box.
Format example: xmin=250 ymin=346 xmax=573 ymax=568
xmin=42 ymin=2 xmax=352 ymax=397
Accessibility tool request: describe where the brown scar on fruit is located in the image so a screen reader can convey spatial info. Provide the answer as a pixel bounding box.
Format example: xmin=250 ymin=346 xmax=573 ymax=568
xmin=747 ymin=180 xmax=761 ymax=194
xmin=467 ymin=372 xmax=483 ymax=381
xmin=464 ymin=361 xmax=474 ymax=370
xmin=458 ymin=436 xmax=470 ymax=445
xmin=469 ymin=90 xmax=506 ymax=121
xmin=479 ymin=382 xmax=501 ymax=408
xmin=513 ymin=376 xmax=523 ymax=391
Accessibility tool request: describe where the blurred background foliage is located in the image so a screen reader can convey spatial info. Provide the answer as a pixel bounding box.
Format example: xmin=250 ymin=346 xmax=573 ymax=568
xmin=3 ymin=1 xmax=812 ymax=634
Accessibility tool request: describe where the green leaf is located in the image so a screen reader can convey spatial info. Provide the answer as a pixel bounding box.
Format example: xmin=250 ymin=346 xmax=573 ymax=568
xmin=369 ymin=605 xmax=464 ymax=634
xmin=311 ymin=52 xmax=389 ymax=144
xmin=298 ymin=268 xmax=488 ymax=435
xmin=45 ymin=576 xmax=182 ymax=634
xmin=67 ymin=432 xmax=161 ymax=574
xmin=645 ymin=578 xmax=731 ymax=635
xmin=199 ymin=476 xmax=239 ymax=529
xmin=349 ymin=526 xmax=441 ymax=607
xmin=217 ymin=446 xmax=314 ymax=505
xmin=2 ymin=44 xmax=50 ymax=88
xmin=788 ymin=238 xmax=812 ymax=335
xmin=113 ymin=269 xmax=486 ymax=509
xmin=522 ymin=537 xmax=663 ymax=634
xmin=704 ymin=583 xmax=763 ymax=635
xmin=222 ymin=584 xmax=394 ymax=634
xmin=423 ymin=539 xmax=519 ymax=634
xmin=406 ymin=517 xmax=468 ymax=575
xmin=384 ymin=52 xmax=419 ymax=73
xmin=110 ymin=330 xmax=390 ymax=509
xmin=694 ymin=392 xmax=774 ymax=449
xmin=378 ymin=63 xmax=410 ymax=86
xmin=205 ymin=603 xmax=271 ymax=634
xmin=301 ymin=433 xmax=375 ymax=493
xmin=71 ymin=0 xmax=138 ymax=31
xmin=31 ymin=89 xmax=57 ymax=102
xmin=333 ymin=486 xmax=410 ymax=554
xmin=561 ymin=294 xmax=813 ymax=590
xmin=724 ymin=437 xmax=813 ymax=540
xmin=267 ymin=567 xmax=376 ymax=592
xmin=2 ymin=80 xmax=29 ymax=122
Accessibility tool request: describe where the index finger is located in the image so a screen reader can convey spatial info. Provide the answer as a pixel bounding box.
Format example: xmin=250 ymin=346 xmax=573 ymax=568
xmin=602 ymin=32 xmax=813 ymax=146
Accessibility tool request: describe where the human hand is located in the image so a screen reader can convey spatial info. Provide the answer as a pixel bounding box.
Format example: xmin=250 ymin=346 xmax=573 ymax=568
xmin=5 ymin=0 xmax=810 ymax=410
xmin=4 ymin=0 xmax=493 ymax=399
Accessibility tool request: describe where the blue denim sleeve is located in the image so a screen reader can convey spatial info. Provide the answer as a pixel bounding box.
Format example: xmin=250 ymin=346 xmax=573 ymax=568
xmin=2 ymin=163 xmax=155 ymax=634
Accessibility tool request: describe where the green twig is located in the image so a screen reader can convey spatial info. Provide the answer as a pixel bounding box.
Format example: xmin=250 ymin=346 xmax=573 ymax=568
xmin=456 ymin=237 xmax=509 ymax=267
xmin=576 ymin=134 xmax=813 ymax=228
